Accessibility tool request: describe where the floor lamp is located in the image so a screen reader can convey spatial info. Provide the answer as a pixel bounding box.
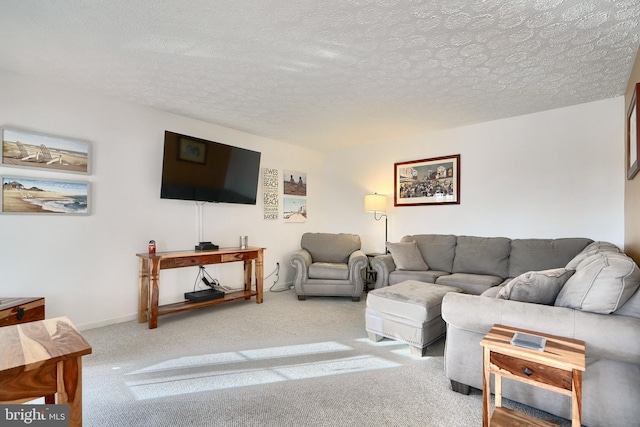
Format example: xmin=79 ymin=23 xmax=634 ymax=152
xmin=364 ymin=193 xmax=388 ymax=253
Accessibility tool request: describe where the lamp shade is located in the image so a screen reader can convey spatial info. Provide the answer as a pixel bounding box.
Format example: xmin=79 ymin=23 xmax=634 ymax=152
xmin=364 ymin=193 xmax=387 ymax=213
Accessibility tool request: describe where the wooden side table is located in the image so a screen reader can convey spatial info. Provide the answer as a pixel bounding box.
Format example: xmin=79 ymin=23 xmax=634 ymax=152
xmin=0 ymin=317 xmax=92 ymax=427
xmin=480 ymin=324 xmax=585 ymax=427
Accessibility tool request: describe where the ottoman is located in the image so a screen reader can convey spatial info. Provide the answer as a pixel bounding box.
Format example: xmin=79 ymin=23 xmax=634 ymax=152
xmin=365 ymin=280 xmax=462 ymax=356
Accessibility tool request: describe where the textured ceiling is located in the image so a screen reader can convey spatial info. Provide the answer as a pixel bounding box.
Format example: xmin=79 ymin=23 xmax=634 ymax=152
xmin=1 ymin=1 xmax=640 ymax=151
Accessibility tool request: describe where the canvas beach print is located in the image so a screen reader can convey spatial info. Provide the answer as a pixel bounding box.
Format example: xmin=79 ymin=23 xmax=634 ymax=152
xmin=2 ymin=128 xmax=90 ymax=174
xmin=284 ymin=170 xmax=306 ymax=196
xmin=2 ymin=176 xmax=89 ymax=215
xmin=283 ymin=197 xmax=306 ymax=222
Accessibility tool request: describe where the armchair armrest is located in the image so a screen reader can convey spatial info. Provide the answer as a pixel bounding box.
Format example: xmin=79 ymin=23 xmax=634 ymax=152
xmin=289 ymin=249 xmax=312 ymax=286
xmin=370 ymin=254 xmax=395 ymax=289
xmin=348 ymin=250 xmax=368 ymax=290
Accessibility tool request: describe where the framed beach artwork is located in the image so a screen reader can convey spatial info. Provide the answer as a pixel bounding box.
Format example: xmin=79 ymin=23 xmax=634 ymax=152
xmin=394 ymin=154 xmax=460 ymax=206
xmin=1 ymin=176 xmax=90 ymax=215
xmin=1 ymin=128 xmax=90 ymax=174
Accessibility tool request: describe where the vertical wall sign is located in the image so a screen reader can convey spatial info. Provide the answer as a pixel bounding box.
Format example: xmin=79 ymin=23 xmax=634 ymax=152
xmin=262 ymin=168 xmax=279 ymax=220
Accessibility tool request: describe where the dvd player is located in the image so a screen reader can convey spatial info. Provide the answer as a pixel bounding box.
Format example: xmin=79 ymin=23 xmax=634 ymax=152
xmin=185 ymin=289 xmax=225 ymax=302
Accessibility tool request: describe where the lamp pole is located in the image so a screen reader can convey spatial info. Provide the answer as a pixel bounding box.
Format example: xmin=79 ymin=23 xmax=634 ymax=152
xmin=374 ymin=211 xmax=388 ymax=253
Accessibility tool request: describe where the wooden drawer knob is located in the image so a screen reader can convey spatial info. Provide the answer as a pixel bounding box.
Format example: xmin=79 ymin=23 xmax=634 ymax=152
xmin=523 ymin=367 xmax=533 ymax=376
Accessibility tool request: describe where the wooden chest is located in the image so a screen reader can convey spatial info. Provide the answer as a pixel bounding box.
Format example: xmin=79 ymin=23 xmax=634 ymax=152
xmin=0 ymin=297 xmax=45 ymax=327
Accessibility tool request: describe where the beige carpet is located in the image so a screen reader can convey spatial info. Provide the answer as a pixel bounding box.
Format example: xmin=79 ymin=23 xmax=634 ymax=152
xmin=80 ymin=289 xmax=570 ymax=426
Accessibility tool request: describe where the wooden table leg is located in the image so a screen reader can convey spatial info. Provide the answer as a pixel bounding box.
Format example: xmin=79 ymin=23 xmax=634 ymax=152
xmin=148 ymin=258 xmax=161 ymax=329
xmin=138 ymin=257 xmax=150 ymax=323
xmin=572 ymin=370 xmax=582 ymax=427
xmin=57 ymin=357 xmax=83 ymax=427
xmin=482 ymin=347 xmax=491 ymax=427
xmin=244 ymin=259 xmax=253 ymax=300
xmin=255 ymin=249 xmax=264 ymax=304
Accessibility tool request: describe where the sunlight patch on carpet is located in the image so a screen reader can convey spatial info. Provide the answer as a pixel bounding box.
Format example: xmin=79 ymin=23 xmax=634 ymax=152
xmin=130 ymin=341 xmax=353 ymax=374
xmin=125 ymin=353 xmax=400 ymax=400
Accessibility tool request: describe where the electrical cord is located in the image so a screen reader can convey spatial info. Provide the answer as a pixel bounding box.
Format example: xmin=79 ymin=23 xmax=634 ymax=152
xmin=269 ymin=262 xmax=292 ymax=292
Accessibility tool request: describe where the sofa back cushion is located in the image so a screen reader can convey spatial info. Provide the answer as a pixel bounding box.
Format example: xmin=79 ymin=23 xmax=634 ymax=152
xmin=564 ymin=241 xmax=620 ymax=270
xmin=401 ymin=234 xmax=457 ymax=273
xmin=555 ymin=252 xmax=640 ymax=314
xmin=301 ymin=233 xmax=361 ymax=263
xmin=509 ymin=238 xmax=593 ymax=278
xmin=452 ymin=236 xmax=511 ymax=278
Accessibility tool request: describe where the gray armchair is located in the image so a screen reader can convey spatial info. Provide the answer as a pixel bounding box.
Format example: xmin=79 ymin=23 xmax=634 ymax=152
xmin=289 ymin=233 xmax=368 ymax=301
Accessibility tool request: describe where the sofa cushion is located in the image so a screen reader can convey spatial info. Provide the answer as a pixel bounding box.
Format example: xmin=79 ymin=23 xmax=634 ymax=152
xmin=565 ymin=241 xmax=620 ymax=270
xmin=497 ymin=268 xmax=574 ymax=305
xmin=436 ymin=273 xmax=503 ymax=295
xmin=387 ymin=241 xmax=429 ymax=271
xmin=451 ymin=236 xmax=511 ymax=278
xmin=555 ymin=252 xmax=640 ymax=314
xmin=389 ymin=270 xmax=450 ymax=286
xmin=301 ymin=233 xmax=360 ymax=263
xmin=509 ymin=238 xmax=592 ymax=278
xmin=401 ymin=234 xmax=457 ymax=273
xmin=309 ymin=262 xmax=349 ymax=280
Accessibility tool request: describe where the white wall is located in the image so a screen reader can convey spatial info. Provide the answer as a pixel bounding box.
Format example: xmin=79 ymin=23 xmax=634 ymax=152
xmin=324 ymin=97 xmax=625 ymax=254
xmin=0 ymin=69 xmax=626 ymax=330
xmin=0 ymin=70 xmax=324 ymax=329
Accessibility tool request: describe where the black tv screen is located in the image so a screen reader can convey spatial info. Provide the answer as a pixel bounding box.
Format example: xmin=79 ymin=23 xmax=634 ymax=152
xmin=160 ymin=131 xmax=261 ymax=205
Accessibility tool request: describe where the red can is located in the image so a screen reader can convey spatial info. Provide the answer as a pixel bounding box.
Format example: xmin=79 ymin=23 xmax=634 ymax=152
xmin=148 ymin=240 xmax=156 ymax=254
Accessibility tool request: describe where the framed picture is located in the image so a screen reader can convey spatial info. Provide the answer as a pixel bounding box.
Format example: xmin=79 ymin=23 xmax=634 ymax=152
xmin=1 ymin=176 xmax=90 ymax=215
xmin=627 ymin=83 xmax=639 ymax=180
xmin=394 ymin=154 xmax=460 ymax=206
xmin=178 ymin=137 xmax=207 ymax=164
xmin=1 ymin=128 xmax=90 ymax=174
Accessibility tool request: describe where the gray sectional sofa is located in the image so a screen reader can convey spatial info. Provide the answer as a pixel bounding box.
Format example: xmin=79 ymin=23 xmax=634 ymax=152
xmin=371 ymin=234 xmax=640 ymax=427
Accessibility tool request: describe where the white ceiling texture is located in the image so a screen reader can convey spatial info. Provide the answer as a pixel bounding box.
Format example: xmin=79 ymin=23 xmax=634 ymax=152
xmin=1 ymin=1 xmax=640 ymax=151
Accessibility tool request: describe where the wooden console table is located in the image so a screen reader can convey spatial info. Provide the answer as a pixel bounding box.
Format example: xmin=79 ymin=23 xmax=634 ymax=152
xmin=136 ymin=246 xmax=265 ymax=329
xmin=480 ymin=324 xmax=585 ymax=427
xmin=0 ymin=316 xmax=92 ymax=427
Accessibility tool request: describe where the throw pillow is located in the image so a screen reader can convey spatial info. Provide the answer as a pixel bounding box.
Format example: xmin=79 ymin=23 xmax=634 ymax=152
xmin=555 ymin=252 xmax=640 ymax=314
xmin=386 ymin=241 xmax=429 ymax=271
xmin=565 ymin=241 xmax=620 ymax=270
xmin=497 ymin=268 xmax=574 ymax=305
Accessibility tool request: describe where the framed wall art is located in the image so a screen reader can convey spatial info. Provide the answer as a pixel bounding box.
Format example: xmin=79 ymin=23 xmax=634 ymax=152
xmin=394 ymin=154 xmax=460 ymax=206
xmin=1 ymin=128 xmax=90 ymax=174
xmin=627 ymin=83 xmax=639 ymax=180
xmin=1 ymin=176 xmax=90 ymax=215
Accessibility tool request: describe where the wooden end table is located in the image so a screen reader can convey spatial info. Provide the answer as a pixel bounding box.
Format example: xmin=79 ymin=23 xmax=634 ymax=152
xmin=0 ymin=316 xmax=92 ymax=427
xmin=480 ymin=324 xmax=585 ymax=427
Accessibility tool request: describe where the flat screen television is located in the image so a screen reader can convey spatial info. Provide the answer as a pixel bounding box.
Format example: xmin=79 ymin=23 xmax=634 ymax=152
xmin=160 ymin=131 xmax=261 ymax=205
